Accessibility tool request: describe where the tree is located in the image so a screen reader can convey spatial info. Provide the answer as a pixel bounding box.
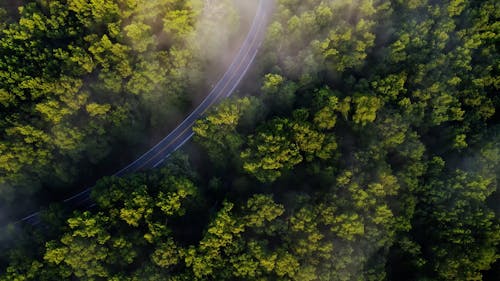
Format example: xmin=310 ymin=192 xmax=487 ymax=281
xmin=241 ymin=118 xmax=303 ymax=183
xmin=352 ymin=95 xmax=382 ymax=126
xmin=193 ymin=98 xmax=259 ymax=166
xmin=412 ymin=168 xmax=500 ymax=280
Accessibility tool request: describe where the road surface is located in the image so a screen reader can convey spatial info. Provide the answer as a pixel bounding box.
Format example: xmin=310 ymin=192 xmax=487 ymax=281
xmin=16 ymin=0 xmax=273 ymax=226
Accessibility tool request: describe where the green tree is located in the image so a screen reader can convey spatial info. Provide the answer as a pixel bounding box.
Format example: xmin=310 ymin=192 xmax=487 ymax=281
xmin=241 ymin=118 xmax=303 ymax=182
xmin=413 ymin=169 xmax=500 ymax=280
xmin=352 ymin=95 xmax=382 ymax=126
xmin=193 ymin=98 xmax=260 ymax=166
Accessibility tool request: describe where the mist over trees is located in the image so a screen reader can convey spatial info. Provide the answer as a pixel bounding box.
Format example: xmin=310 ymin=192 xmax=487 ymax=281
xmin=0 ymin=0 xmax=239 ymax=219
xmin=1 ymin=0 xmax=499 ymax=280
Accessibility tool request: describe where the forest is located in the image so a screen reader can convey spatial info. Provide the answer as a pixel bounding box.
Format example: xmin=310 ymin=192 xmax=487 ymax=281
xmin=0 ymin=0 xmax=240 ymax=221
xmin=0 ymin=0 xmax=499 ymax=280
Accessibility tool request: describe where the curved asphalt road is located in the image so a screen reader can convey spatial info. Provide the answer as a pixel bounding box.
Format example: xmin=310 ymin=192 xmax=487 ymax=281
xmin=16 ymin=0 xmax=273 ymax=226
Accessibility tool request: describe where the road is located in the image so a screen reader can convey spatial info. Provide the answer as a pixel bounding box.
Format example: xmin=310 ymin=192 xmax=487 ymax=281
xmin=16 ymin=0 xmax=273 ymax=226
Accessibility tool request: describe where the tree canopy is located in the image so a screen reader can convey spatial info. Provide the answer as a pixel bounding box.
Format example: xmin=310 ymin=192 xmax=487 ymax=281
xmin=1 ymin=0 xmax=499 ymax=280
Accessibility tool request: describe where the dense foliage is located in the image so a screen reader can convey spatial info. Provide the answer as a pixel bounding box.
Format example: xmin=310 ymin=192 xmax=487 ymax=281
xmin=0 ymin=0 xmax=239 ymax=218
xmin=1 ymin=0 xmax=499 ymax=280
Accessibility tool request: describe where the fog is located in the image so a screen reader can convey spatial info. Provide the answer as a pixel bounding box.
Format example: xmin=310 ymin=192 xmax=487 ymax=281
xmin=0 ymin=0 xmax=260 ymax=228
